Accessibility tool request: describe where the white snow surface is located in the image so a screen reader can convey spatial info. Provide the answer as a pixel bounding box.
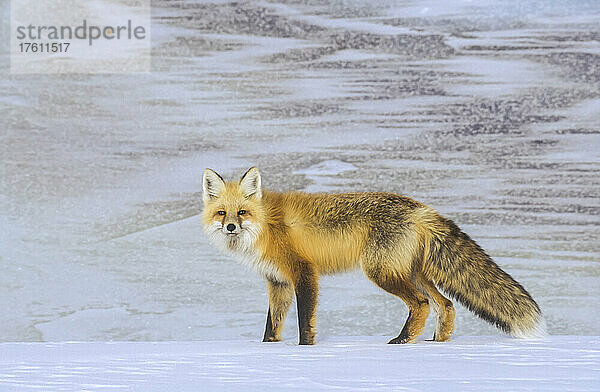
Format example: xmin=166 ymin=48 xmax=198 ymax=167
xmin=1 ymin=336 xmax=598 ymax=391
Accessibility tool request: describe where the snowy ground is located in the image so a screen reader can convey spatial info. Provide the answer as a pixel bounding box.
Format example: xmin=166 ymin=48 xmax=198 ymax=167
xmin=1 ymin=0 xmax=599 ymax=348
xmin=1 ymin=336 xmax=598 ymax=391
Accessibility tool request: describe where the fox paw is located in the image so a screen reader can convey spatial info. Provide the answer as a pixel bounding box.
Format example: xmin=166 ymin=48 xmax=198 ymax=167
xmin=262 ymin=336 xmax=281 ymax=342
xmin=432 ymin=332 xmax=451 ymax=342
xmin=388 ymin=335 xmax=414 ymax=344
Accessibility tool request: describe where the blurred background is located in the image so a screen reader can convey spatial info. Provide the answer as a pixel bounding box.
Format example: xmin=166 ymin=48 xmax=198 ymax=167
xmin=0 ymin=0 xmax=598 ymax=342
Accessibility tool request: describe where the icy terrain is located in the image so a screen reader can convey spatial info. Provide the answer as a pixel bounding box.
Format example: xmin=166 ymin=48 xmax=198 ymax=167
xmin=1 ymin=336 xmax=599 ymax=391
xmin=1 ymin=0 xmax=599 ymax=347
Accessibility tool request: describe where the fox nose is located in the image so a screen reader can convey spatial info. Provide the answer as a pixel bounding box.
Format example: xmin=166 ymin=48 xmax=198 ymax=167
xmin=226 ymin=223 xmax=236 ymax=232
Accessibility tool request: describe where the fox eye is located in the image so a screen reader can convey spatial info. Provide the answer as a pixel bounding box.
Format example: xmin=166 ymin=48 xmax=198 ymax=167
xmin=238 ymin=210 xmax=247 ymax=216
xmin=217 ymin=210 xmax=226 ymax=216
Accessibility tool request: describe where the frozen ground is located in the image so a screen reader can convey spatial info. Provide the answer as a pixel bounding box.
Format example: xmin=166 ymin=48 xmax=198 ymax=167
xmin=0 ymin=0 xmax=599 ymax=347
xmin=1 ymin=336 xmax=599 ymax=391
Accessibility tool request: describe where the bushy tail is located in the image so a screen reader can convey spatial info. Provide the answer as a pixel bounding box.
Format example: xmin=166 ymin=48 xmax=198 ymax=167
xmin=423 ymin=216 xmax=546 ymax=338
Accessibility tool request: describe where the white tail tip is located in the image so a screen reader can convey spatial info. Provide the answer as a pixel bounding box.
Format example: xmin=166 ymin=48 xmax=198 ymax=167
xmin=511 ymin=316 xmax=548 ymax=339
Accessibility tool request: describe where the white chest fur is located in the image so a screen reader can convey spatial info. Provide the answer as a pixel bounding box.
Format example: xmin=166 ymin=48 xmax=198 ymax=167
xmin=234 ymin=250 xmax=287 ymax=283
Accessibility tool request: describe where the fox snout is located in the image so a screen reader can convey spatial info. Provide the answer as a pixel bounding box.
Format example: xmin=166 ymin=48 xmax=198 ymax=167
xmin=224 ymin=222 xmax=240 ymax=235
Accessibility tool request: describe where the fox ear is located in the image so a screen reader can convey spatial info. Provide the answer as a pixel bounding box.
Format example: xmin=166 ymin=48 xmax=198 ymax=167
xmin=203 ymin=168 xmax=225 ymax=203
xmin=239 ymin=167 xmax=262 ymax=199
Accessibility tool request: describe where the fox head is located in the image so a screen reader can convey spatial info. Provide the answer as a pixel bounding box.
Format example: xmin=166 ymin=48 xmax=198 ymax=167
xmin=201 ymin=167 xmax=264 ymax=254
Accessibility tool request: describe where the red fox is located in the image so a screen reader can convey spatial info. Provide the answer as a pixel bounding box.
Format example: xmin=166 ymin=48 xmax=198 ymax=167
xmin=202 ymin=167 xmax=545 ymax=345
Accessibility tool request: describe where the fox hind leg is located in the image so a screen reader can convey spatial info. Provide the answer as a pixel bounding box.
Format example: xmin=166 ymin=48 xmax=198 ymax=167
xmin=415 ymin=273 xmax=455 ymax=342
xmin=263 ymin=280 xmax=294 ymax=342
xmin=365 ymin=268 xmax=430 ymax=344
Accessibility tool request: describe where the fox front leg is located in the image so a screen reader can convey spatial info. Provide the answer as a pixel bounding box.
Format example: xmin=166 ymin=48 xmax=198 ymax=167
xmin=294 ymin=262 xmax=319 ymax=345
xmin=263 ymin=280 xmax=294 ymax=342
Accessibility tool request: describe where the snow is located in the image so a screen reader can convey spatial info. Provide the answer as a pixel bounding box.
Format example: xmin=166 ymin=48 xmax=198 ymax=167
xmin=1 ymin=336 xmax=598 ymax=391
xmin=295 ymin=160 xmax=358 ymax=176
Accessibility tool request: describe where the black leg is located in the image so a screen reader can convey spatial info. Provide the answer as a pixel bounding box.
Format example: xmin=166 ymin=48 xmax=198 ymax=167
xmin=263 ymin=308 xmax=276 ymax=342
xmin=295 ymin=263 xmax=318 ymax=345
